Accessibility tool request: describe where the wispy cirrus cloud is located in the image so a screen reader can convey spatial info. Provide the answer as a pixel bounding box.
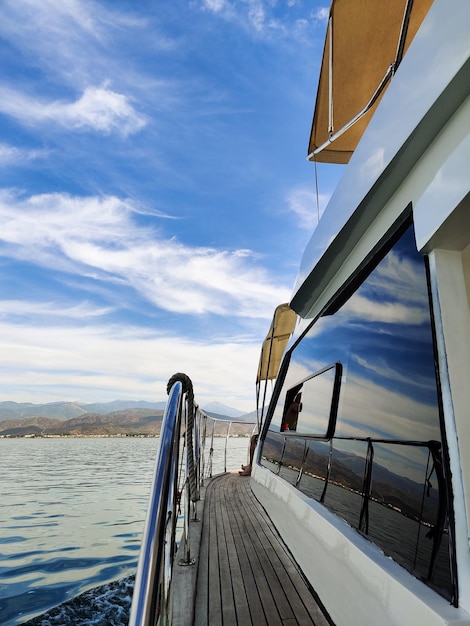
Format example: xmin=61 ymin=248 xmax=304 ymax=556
xmin=199 ymin=0 xmax=324 ymax=40
xmin=0 ymin=189 xmax=289 ymax=319
xmin=0 ymin=299 xmax=114 ymax=320
xmin=286 ymin=187 xmax=331 ymax=231
xmin=0 ymin=1 xmax=178 ymax=137
xmin=0 ymin=86 xmax=147 ymax=136
xmin=0 ymin=0 xmax=150 ymax=82
xmin=0 ymin=143 xmax=48 ymax=165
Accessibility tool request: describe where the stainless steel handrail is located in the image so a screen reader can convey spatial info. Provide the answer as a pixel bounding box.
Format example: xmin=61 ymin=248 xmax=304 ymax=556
xmin=129 ymin=381 xmax=183 ymax=626
xmin=129 ymin=377 xmax=257 ymax=626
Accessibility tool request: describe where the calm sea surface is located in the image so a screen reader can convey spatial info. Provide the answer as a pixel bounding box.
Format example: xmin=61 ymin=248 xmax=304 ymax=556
xmin=0 ymin=436 xmax=250 ymax=625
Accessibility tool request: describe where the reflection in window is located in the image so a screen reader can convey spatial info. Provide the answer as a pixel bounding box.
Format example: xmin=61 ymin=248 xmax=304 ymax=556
xmin=280 ymin=363 xmax=341 ymax=436
xmin=297 ymin=439 xmax=331 ymax=501
xmin=260 ymin=224 xmax=454 ymax=602
xmin=278 ymin=437 xmax=306 ymax=487
xmin=260 ymin=431 xmax=284 ymax=474
xmin=322 ymin=440 xmax=368 ymax=530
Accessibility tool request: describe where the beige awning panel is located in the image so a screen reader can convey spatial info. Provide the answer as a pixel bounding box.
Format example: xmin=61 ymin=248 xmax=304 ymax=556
xmin=308 ymin=0 xmax=434 ymax=164
xmin=257 ymin=304 xmax=297 ymax=383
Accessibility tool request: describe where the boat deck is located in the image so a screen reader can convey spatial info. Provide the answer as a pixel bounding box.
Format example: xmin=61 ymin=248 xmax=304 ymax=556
xmin=178 ymin=471 xmax=330 ymax=626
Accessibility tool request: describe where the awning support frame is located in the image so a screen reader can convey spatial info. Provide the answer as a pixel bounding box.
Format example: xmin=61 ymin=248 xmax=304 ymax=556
xmin=308 ymin=0 xmax=415 ymax=162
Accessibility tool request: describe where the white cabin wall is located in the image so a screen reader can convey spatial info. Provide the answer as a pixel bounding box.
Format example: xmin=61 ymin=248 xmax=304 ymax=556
xmin=427 ymin=245 xmax=470 ymax=614
xmin=414 ymin=100 xmax=470 ymax=253
xmin=412 ymin=94 xmax=470 ymax=610
xmin=251 ymin=465 xmax=469 ymax=626
xmin=273 ymin=0 xmax=470 ymax=619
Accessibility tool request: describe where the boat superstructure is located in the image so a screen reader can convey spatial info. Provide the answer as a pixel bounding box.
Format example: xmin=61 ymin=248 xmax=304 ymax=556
xmin=130 ymin=1 xmax=470 ymax=624
xmin=252 ymin=0 xmax=470 ymax=624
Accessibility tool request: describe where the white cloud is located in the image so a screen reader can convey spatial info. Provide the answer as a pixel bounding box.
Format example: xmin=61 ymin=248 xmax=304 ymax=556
xmin=197 ymin=0 xmax=319 ymax=40
xmin=338 ymin=372 xmax=440 ymax=443
xmin=338 ymin=248 xmax=429 ymax=326
xmin=202 ymin=0 xmax=228 ymax=11
xmin=0 ymin=299 xmax=114 ymax=320
xmin=0 ymin=143 xmax=48 ymax=165
xmin=0 ymin=189 xmax=289 ymax=319
xmin=343 ymin=293 xmax=428 ymax=325
xmin=1 ymin=0 xmax=150 ymax=75
xmin=0 ymin=86 xmax=147 ymax=136
xmin=312 ymin=7 xmax=329 ymax=22
xmin=0 ymin=321 xmax=260 ymax=411
xmin=60 ymin=86 xmax=147 ymax=135
xmin=286 ymin=187 xmax=331 ymax=231
xmin=248 ymin=2 xmax=266 ymax=32
xmin=352 ymin=354 xmax=436 ymax=393
xmin=368 ymin=249 xmax=429 ymax=306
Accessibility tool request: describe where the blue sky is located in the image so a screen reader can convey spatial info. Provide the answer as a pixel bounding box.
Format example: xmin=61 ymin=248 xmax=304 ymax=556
xmin=0 ymin=0 xmax=340 ymax=411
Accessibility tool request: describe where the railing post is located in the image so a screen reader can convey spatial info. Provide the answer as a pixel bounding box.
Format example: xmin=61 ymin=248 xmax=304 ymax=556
xmin=208 ymin=420 xmax=215 ymax=478
xmin=200 ymin=414 xmax=207 ymax=486
xmin=224 ymin=421 xmax=232 ymax=473
xmin=178 ymin=393 xmax=195 ymax=566
xmin=178 ymin=476 xmax=195 ymax=566
xmin=130 ymin=376 xmax=257 ymax=626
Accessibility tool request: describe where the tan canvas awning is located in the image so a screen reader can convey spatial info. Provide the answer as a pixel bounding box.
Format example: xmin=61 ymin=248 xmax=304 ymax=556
xmin=256 ymin=304 xmax=297 ymax=383
xmin=308 ymin=0 xmax=433 ymax=164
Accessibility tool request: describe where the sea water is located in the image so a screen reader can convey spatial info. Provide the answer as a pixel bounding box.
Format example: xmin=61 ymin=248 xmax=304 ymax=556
xmin=0 ymin=436 xmax=250 ymax=625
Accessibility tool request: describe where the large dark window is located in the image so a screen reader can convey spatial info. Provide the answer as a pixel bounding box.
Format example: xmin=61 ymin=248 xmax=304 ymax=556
xmin=260 ymin=224 xmax=454 ymax=602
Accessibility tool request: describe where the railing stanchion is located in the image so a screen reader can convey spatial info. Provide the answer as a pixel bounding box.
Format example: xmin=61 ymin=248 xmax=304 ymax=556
xmin=129 ymin=373 xmax=256 ymax=626
xmin=209 ymin=420 xmax=215 ymax=478
xmin=224 ymin=422 xmax=232 ymax=473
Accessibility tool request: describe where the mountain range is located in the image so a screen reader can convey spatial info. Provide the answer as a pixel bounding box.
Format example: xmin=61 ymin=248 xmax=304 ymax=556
xmin=0 ymin=400 xmax=256 ymax=437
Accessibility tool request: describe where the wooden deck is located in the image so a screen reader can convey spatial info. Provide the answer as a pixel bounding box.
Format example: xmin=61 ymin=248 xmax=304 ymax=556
xmin=177 ymin=472 xmax=330 ymax=626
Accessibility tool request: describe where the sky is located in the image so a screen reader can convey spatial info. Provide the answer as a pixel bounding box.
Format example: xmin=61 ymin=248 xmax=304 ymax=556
xmin=0 ymin=0 xmax=341 ymax=412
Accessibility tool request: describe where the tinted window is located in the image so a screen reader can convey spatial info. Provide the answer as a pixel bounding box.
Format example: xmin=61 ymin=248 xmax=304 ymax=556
xmin=260 ymin=224 xmax=454 ymax=601
xmin=279 ymin=363 xmax=341 ymax=436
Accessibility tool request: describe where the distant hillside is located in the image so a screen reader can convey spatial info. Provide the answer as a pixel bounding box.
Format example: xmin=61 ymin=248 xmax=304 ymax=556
xmin=0 ymin=400 xmax=167 ymax=422
xmin=0 ymin=405 xmax=256 ymax=438
xmin=202 ymin=401 xmax=245 ymax=418
xmin=0 ymin=409 xmax=163 ymax=437
xmin=83 ymin=400 xmax=167 ymax=414
xmin=0 ymin=400 xmax=252 ymax=422
xmin=0 ymin=401 xmax=88 ymax=421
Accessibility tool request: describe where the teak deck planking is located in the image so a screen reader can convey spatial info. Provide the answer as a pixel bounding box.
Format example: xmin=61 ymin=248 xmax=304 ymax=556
xmin=193 ymin=472 xmax=330 ymax=626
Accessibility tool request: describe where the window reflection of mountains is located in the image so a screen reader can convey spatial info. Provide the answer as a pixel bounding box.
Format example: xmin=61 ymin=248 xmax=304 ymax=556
xmin=263 ymin=436 xmax=439 ymax=524
xmin=262 ymin=433 xmax=453 ymax=600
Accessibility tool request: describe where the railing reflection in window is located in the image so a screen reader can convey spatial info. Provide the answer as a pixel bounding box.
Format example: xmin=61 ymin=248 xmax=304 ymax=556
xmin=259 ymin=224 xmax=454 ymax=602
xmin=261 ymin=433 xmax=452 ymax=599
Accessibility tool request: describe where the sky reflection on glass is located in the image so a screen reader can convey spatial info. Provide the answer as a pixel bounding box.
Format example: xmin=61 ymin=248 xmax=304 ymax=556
xmin=269 ymin=225 xmax=441 ymax=482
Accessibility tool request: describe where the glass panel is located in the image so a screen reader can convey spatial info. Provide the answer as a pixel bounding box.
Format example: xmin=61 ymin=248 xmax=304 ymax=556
xmin=298 ymin=439 xmax=331 ymax=501
xmin=278 ymin=437 xmax=306 ymax=486
xmin=280 ymin=363 xmax=341 ymax=436
xmin=260 ymin=224 xmax=453 ymax=601
xmin=260 ymin=430 xmax=284 ymax=473
xmin=367 ymin=442 xmax=452 ymax=600
xmin=322 ymin=440 xmax=368 ymax=529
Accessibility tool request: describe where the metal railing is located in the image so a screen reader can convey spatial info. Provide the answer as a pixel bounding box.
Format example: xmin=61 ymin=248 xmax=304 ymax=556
xmin=129 ymin=375 xmax=256 ymax=626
